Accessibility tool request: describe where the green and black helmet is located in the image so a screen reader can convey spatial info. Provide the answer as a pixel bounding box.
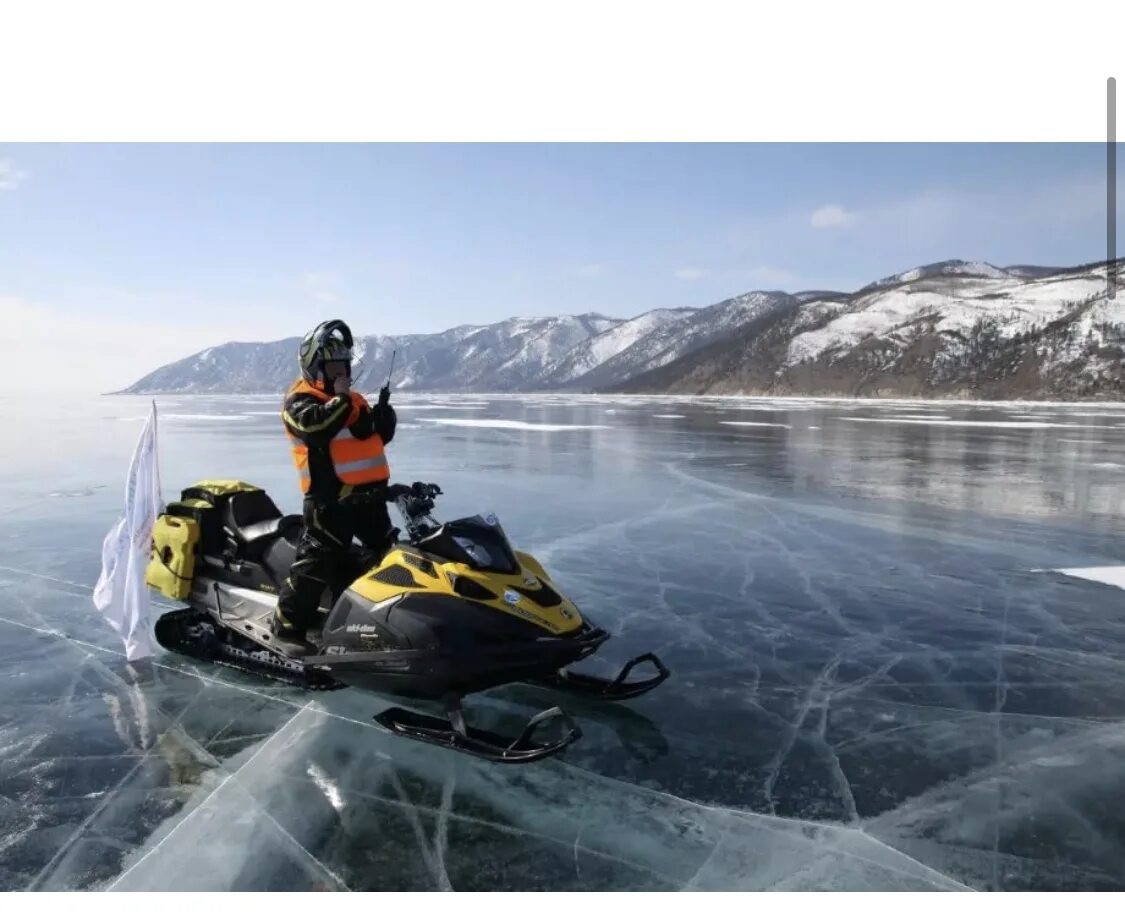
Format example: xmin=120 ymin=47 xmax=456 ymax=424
xmin=298 ymin=319 xmax=354 ymax=387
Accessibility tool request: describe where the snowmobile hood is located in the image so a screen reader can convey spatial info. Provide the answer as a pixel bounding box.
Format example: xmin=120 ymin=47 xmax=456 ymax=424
xmin=349 ymin=547 xmax=584 ymax=635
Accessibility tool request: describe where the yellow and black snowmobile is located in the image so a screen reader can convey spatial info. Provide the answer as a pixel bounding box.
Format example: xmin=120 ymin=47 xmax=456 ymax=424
xmin=145 ymin=479 xmax=669 ymax=763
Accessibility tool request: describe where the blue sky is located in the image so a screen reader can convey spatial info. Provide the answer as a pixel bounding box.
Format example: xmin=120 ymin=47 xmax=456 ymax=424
xmin=0 ymin=143 xmax=1118 ymax=392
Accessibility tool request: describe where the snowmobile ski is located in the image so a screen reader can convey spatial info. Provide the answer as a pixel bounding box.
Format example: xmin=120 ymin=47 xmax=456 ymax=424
xmin=529 ymin=652 xmax=671 ymax=701
xmin=372 ymin=694 xmax=582 ymax=764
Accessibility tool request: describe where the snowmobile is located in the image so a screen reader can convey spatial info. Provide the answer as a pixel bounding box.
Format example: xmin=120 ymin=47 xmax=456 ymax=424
xmin=145 ymin=479 xmax=669 ymax=764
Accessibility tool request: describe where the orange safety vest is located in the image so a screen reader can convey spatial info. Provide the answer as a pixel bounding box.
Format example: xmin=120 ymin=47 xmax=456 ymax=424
xmin=283 ymin=379 xmax=390 ymax=494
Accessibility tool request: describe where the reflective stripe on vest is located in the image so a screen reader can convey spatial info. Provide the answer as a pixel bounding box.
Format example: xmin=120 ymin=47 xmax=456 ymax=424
xmin=283 ymin=379 xmax=390 ymax=494
xmin=287 ymin=427 xmax=356 ymax=446
xmin=334 ymin=455 xmax=389 ymax=475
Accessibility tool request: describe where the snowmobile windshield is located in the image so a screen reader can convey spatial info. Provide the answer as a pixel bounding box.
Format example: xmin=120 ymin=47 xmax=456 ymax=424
xmin=425 ymin=516 xmax=520 ymax=574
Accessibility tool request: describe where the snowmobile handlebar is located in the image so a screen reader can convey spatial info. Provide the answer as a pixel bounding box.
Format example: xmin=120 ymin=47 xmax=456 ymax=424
xmin=387 ymin=482 xmax=443 ymax=502
xmin=387 ymin=482 xmax=443 ymax=539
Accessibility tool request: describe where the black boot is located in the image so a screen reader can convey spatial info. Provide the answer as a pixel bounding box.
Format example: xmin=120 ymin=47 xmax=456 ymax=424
xmin=269 ymin=608 xmax=311 ymax=653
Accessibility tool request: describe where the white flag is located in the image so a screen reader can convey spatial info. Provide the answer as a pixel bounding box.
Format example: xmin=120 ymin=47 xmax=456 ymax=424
xmin=93 ymin=401 xmax=163 ymax=660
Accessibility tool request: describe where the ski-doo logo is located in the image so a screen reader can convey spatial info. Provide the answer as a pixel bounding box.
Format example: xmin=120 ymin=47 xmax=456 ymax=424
xmin=501 ymin=590 xmax=557 ymax=630
xmin=345 ymin=624 xmax=379 ymax=634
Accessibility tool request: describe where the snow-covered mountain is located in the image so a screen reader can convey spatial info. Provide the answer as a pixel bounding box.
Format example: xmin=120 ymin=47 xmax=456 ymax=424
xmin=862 ymin=259 xmax=1012 ymax=291
xmin=125 ymin=328 xmax=478 ymax=395
xmin=616 ymin=259 xmax=1125 ymax=400
xmin=559 ymin=292 xmax=797 ymax=391
xmin=122 ymin=294 xmax=779 ymax=395
xmin=538 ymin=308 xmax=696 ymax=387
xmin=123 ymin=314 xmax=624 ymax=394
xmin=123 ymin=258 xmax=1125 ymax=400
xmin=399 ymin=314 xmax=619 ymax=391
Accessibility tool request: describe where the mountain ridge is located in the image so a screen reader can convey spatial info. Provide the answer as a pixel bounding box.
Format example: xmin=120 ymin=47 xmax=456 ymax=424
xmin=121 ymin=257 xmax=1125 ymax=400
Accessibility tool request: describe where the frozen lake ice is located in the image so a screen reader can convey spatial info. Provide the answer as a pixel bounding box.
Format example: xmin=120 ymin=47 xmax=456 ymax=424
xmin=3 ymin=392 xmax=1125 ymax=890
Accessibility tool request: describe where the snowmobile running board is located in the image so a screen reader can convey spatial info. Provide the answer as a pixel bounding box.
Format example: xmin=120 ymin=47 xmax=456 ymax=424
xmin=373 ymin=695 xmax=582 ymax=764
xmin=154 ymin=607 xmax=344 ymax=691
xmin=531 ymin=652 xmax=671 ymax=701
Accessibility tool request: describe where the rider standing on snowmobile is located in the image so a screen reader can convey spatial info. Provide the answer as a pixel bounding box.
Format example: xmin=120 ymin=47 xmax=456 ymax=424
xmin=271 ymin=319 xmax=397 ymax=643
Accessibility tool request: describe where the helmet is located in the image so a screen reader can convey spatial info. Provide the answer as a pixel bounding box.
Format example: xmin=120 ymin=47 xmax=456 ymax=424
xmin=298 ymin=319 xmax=354 ymax=387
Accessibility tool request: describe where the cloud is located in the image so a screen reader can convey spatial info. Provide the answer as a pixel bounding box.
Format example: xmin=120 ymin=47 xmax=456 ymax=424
xmin=0 ymin=158 xmax=29 ymax=192
xmin=575 ymin=263 xmax=606 ymax=278
xmin=674 ymin=266 xmax=708 ymax=280
xmin=810 ymin=203 xmax=856 ymax=229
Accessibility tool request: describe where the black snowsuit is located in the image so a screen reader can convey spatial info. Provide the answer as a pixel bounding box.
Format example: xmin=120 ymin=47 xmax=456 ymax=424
xmin=276 ymin=386 xmax=397 ymax=632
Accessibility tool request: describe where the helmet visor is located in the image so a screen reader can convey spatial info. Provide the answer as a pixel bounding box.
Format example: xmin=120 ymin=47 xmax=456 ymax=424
xmin=320 ymin=339 xmax=352 ymax=363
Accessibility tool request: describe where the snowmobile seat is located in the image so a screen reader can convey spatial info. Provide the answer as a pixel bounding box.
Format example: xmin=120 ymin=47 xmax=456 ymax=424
xmin=236 ymin=516 xmax=285 ymax=548
xmin=222 ymin=490 xmax=290 ymax=557
xmin=262 ymin=518 xmax=302 ymax=585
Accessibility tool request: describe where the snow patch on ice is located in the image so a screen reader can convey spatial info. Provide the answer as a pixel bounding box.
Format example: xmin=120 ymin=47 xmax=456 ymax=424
xmin=1030 ymin=754 xmax=1084 ymax=768
xmin=160 ymin=413 xmax=250 ymax=420
xmin=1044 ymin=566 xmax=1125 ymax=591
xmin=719 ymin=421 xmax=792 ymax=429
xmin=843 ymin=417 xmax=1121 ymax=430
xmin=395 ymin=403 xmax=491 ymax=411
xmin=1056 ymin=411 xmax=1125 ymax=418
xmin=417 ymin=418 xmax=611 ymax=432
xmin=721 ymin=405 xmax=815 ymax=413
